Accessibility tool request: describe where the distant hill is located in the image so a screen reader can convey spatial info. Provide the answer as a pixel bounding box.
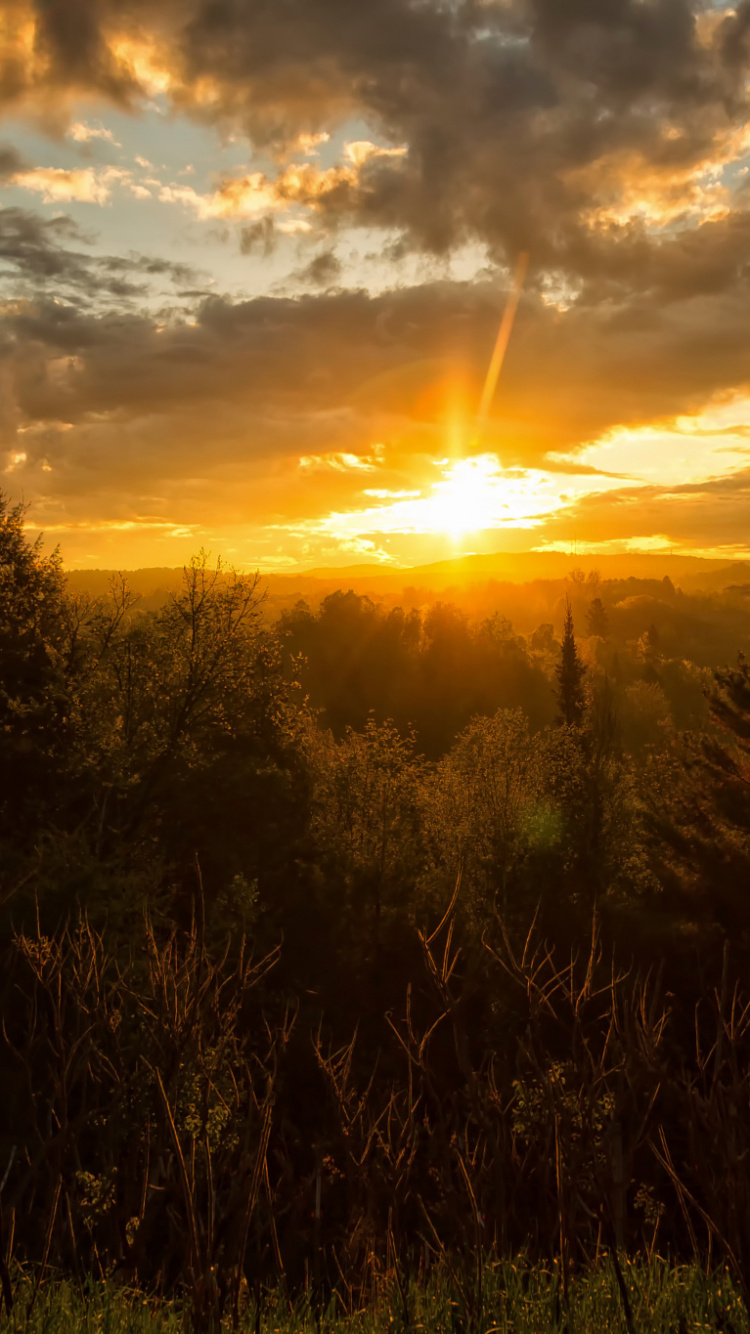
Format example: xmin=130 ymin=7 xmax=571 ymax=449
xmin=65 ymin=550 xmax=746 ymax=606
xmin=679 ymin=561 xmax=750 ymax=593
xmin=65 ymin=567 xmax=186 ymax=598
xmin=301 ymin=550 xmax=737 ymax=587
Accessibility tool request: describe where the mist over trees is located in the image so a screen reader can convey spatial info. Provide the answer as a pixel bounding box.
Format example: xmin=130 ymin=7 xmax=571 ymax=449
xmin=2 ymin=489 xmax=750 ymax=1323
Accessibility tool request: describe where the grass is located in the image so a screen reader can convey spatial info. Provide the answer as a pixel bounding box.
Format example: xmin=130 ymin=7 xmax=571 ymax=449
xmin=1 ymin=1257 xmax=748 ymax=1334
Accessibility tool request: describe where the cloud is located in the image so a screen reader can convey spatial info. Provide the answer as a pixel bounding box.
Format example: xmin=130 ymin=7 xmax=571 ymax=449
xmin=0 ymin=206 xmax=202 ymax=298
xmin=1 ymin=276 xmax=745 ymax=448
xmin=300 ymin=450 xmax=379 ymax=472
xmin=159 ymin=176 xmax=279 ymax=220
xmin=343 ymin=141 xmax=407 ymax=168
xmin=13 ymin=0 xmax=137 ymax=106
xmin=2 ymin=0 xmax=748 ymax=286
xmin=3 ymin=269 xmax=750 ymax=548
xmin=2 ymin=0 xmax=750 ymax=561
xmin=158 ymin=153 xmax=405 ymax=227
xmin=0 ymin=143 xmax=29 ymax=179
xmin=3 ymin=153 xmax=181 ymax=208
xmin=539 ymin=469 xmax=750 ymax=554
xmin=239 ymin=217 xmax=276 ymax=256
xmin=294 ymin=131 xmax=330 ymax=157
xmin=0 ymin=143 xmax=138 ymax=206
xmin=294 ymin=249 xmax=342 ymax=287
xmin=12 ymin=165 xmax=115 ymax=204
xmin=69 ymin=120 xmax=121 ymax=145
xmin=0 ymin=208 xmax=93 ymax=283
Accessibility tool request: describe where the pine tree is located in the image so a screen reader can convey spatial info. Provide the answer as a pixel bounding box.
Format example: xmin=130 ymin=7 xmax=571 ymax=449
xmin=555 ymin=598 xmax=587 ymax=726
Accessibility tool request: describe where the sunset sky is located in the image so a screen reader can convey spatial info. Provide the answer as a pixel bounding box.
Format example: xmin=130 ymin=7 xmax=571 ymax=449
xmin=2 ymin=0 xmax=750 ymax=570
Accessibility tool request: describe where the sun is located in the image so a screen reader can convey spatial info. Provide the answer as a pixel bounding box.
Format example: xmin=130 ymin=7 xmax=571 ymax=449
xmin=423 ymin=454 xmax=552 ymax=540
xmin=313 ymin=453 xmax=557 ymax=548
xmin=429 ymin=456 xmax=508 ymax=539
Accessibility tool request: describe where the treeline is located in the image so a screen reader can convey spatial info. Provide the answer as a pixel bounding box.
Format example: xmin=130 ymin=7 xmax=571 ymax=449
xmin=2 ymin=490 xmax=750 ymax=1327
xmin=278 ymin=585 xmax=712 ymax=757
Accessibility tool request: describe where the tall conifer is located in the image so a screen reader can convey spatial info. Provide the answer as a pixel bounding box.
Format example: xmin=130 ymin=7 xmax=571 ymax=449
xmin=555 ymin=598 xmax=587 ymax=726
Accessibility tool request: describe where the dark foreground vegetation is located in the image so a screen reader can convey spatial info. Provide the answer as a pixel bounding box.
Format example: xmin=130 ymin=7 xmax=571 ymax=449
xmin=4 ymin=1260 xmax=749 ymax=1334
xmin=2 ymin=489 xmax=750 ymax=1330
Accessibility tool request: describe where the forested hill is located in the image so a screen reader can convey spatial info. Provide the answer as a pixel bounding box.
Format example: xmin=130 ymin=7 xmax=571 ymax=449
xmin=4 ymin=490 xmax=750 ymax=1312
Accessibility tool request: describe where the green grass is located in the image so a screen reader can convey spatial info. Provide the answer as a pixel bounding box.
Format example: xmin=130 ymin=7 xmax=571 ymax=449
xmin=1 ymin=1257 xmax=747 ymax=1334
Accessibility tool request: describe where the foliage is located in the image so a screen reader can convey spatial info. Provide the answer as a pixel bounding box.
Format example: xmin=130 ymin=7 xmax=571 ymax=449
xmin=302 ymin=714 xmax=428 ymax=985
xmin=281 ymin=592 xmax=554 ymax=756
xmin=4 ymin=488 xmax=750 ymax=1322
xmin=422 ymin=708 xmax=545 ymax=932
xmin=0 ymin=537 xmax=307 ymax=928
xmin=645 ymin=652 xmax=750 ymax=939
xmin=0 ymin=493 xmax=68 ymax=842
xmin=3 ymin=906 xmax=284 ymax=1326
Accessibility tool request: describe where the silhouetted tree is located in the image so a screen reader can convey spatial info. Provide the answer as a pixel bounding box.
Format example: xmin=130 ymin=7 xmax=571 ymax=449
xmin=586 ymin=597 xmax=609 ymax=639
xmin=555 ymin=599 xmax=587 ymax=726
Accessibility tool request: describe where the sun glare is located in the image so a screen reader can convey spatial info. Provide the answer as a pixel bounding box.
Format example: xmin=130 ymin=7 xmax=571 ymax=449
xmin=431 ymin=456 xmax=510 ymax=538
xmin=308 ymin=454 xmax=564 ymax=547
xmin=429 ymin=456 xmax=557 ymax=538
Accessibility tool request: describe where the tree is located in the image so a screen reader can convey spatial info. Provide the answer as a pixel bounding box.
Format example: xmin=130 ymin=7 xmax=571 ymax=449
xmin=555 ymin=599 xmax=587 ymax=727
xmin=531 ymin=623 xmax=556 ymax=654
xmin=0 ymin=534 xmax=308 ymax=928
xmin=0 ymin=490 xmax=68 ymax=838
xmin=68 ymin=552 xmax=287 ymax=852
xmin=637 ymin=622 xmax=661 ymax=666
xmin=423 ymin=708 xmax=543 ymax=932
xmin=586 ymin=597 xmax=609 ymax=639
xmin=302 ymin=713 xmax=427 ymax=998
xmin=644 ymin=652 xmax=750 ymax=942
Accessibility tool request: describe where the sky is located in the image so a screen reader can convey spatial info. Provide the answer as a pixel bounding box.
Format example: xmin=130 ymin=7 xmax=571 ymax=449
xmin=2 ymin=0 xmax=750 ymax=571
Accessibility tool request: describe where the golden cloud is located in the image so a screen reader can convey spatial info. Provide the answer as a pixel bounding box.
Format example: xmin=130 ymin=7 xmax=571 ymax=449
xmin=158 ymin=145 xmax=407 ymax=225
xmin=13 ymin=166 xmax=114 ymax=204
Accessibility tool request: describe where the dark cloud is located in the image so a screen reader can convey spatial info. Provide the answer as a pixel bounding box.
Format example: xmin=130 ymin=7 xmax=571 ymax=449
xmin=719 ymin=0 xmax=750 ymax=70
xmin=239 ymin=218 xmax=276 ymax=257
xmin=3 ymin=0 xmax=749 ymax=290
xmin=0 ymin=207 xmax=202 ymax=297
xmin=30 ymin=0 xmax=138 ymax=103
xmin=294 ymin=250 xmax=342 ymax=287
xmin=0 ymin=208 xmax=94 ymax=283
xmin=171 ymin=0 xmax=749 ymax=291
xmin=528 ymin=0 xmax=704 ymax=101
xmin=0 ymin=143 xmax=29 ymax=179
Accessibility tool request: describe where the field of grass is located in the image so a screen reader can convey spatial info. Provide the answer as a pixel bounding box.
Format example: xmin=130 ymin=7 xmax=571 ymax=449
xmin=2 ymin=1257 xmax=747 ymax=1334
